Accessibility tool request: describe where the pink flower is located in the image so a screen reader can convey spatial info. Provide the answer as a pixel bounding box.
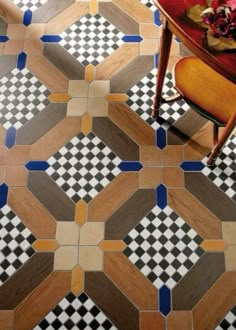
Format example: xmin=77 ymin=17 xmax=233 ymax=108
xmin=226 ymin=0 xmax=236 ymax=10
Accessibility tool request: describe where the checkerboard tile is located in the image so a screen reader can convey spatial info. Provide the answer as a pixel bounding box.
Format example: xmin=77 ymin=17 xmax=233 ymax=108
xmin=123 ymin=205 xmax=204 ymax=289
xmin=34 ymin=292 xmax=117 ymax=330
xmin=215 ymin=305 xmax=236 ymax=330
xmin=59 ymin=13 xmax=124 ymax=67
xmin=140 ymin=0 xmax=157 ymax=12
xmin=11 ymin=0 xmax=48 ymax=12
xmin=0 ymin=68 xmax=50 ymax=130
xmin=202 ymin=135 xmax=236 ymax=202
xmin=126 ymin=69 xmax=189 ymax=129
xmin=46 ymin=132 xmax=121 ymax=203
xmin=0 ymin=205 xmax=35 ymax=286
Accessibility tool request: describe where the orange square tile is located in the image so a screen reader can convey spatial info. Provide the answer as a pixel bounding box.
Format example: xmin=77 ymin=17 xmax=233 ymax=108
xmin=0 ymin=146 xmax=8 ymax=165
xmin=161 ymin=145 xmax=184 ymax=166
xmin=5 ymin=166 xmax=28 ymax=186
xmin=162 ymin=167 xmax=184 ymax=187
xmin=0 ymin=167 xmax=6 ymax=184
xmin=139 ymin=167 xmax=161 ymax=188
xmin=4 ymin=40 xmax=24 ymax=54
xmin=0 ymin=311 xmax=13 ymax=330
xmin=25 ymin=23 xmax=45 ymax=39
xmin=140 ymin=311 xmax=165 ymax=330
xmin=140 ymin=146 xmax=161 ymax=166
xmin=8 ymin=145 xmax=31 ymax=165
xmin=7 ymin=24 xmax=25 ymax=39
xmin=24 ymin=39 xmax=44 ymax=54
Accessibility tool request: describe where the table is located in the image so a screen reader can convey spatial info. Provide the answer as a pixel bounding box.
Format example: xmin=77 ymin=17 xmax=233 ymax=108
xmin=152 ymin=0 xmax=236 ymax=117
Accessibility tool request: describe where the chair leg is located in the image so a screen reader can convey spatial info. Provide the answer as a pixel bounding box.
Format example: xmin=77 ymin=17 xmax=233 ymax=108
xmin=213 ymin=123 xmax=219 ymax=145
xmin=207 ymin=114 xmax=236 ymax=167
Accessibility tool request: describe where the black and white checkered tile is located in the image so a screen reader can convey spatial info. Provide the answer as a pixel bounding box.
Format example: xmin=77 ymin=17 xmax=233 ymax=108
xmin=0 ymin=205 xmax=35 ymax=286
xmin=123 ymin=205 xmax=204 ymax=289
xmin=215 ymin=305 xmax=236 ymax=330
xmin=140 ymin=0 xmax=157 ymax=11
xmin=34 ymin=292 xmax=117 ymax=330
xmin=126 ymin=69 xmax=189 ymax=129
xmin=0 ymin=68 xmax=50 ymax=129
xmin=46 ymin=132 xmax=121 ymax=203
xmin=202 ymin=135 xmax=236 ymax=202
xmin=11 ymin=0 xmax=48 ymax=12
xmin=59 ymin=13 xmax=124 ymax=67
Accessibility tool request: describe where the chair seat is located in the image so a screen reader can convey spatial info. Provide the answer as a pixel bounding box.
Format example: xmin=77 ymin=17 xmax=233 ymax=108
xmin=174 ymin=56 xmax=236 ymax=124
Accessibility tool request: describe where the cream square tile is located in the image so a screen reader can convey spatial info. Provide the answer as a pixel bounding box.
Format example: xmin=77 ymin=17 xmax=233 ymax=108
xmin=80 ymin=222 xmax=104 ymax=245
xmin=54 ymin=246 xmax=78 ymax=270
xmin=67 ymin=98 xmax=88 ymax=116
xmin=69 ymin=81 xmax=89 ymax=97
xmin=89 ymin=81 xmax=110 ymax=97
xmin=222 ymin=222 xmax=236 ymax=245
xmin=225 ymin=246 xmax=236 ymax=271
xmin=139 ymin=39 xmax=159 ymax=55
xmin=88 ymin=97 xmax=108 ymax=116
xmin=56 ymin=222 xmax=80 ymax=245
xmin=79 ymin=246 xmax=103 ymax=271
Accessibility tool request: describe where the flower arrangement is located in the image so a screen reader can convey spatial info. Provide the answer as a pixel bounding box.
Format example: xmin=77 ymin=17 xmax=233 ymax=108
xmin=186 ymin=0 xmax=236 ymax=50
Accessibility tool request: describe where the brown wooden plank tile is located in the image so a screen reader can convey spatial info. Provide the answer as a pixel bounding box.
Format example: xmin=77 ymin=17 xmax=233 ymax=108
xmin=172 ymin=253 xmax=225 ymax=310
xmin=105 ymin=189 xmax=155 ymax=240
xmin=0 ymin=253 xmax=54 ymax=310
xmin=28 ymin=172 xmax=75 ymax=222
xmin=8 ymin=187 xmax=56 ymax=239
xmin=96 ymin=44 xmax=139 ymax=80
xmin=167 ymin=311 xmax=192 ymax=330
xmin=168 ymin=188 xmax=222 ymax=239
xmin=14 ymin=271 xmax=71 ymax=330
xmin=27 ymin=55 xmax=69 ymax=92
xmin=93 ymin=117 xmax=139 ymax=161
xmin=85 ymin=272 xmax=139 ymax=330
xmin=193 ymin=272 xmax=236 ymax=330
xmin=16 ymin=103 xmax=67 ymax=145
xmin=0 ymin=1 xmax=23 ymax=23
xmin=0 ymin=311 xmax=13 ymax=330
xmin=32 ymin=0 xmax=75 ymax=23
xmin=113 ymin=0 xmax=153 ymax=23
xmin=0 ymin=56 xmax=17 ymax=79
xmin=104 ymin=252 xmax=158 ymax=310
xmin=88 ymin=173 xmax=139 ymax=222
xmin=99 ymin=2 xmax=139 ymax=34
xmin=110 ymin=55 xmax=154 ymax=93
xmin=45 ymin=2 xmax=88 ymax=34
xmin=185 ymin=172 xmax=236 ymax=221
xmin=30 ymin=117 xmax=81 ymax=160
xmin=109 ymin=103 xmax=156 ymax=146
xmin=140 ymin=312 xmax=165 ymax=330
xmin=44 ymin=44 xmax=85 ymax=80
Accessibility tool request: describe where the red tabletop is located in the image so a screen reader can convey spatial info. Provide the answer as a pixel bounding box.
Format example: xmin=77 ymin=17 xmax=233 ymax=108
xmin=154 ymin=0 xmax=236 ymax=84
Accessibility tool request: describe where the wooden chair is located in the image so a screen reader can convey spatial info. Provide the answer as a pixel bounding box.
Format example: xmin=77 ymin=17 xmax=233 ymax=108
xmin=162 ymin=56 xmax=236 ymax=167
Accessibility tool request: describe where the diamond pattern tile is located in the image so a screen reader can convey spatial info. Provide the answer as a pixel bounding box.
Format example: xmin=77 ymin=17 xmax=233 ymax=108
xmin=215 ymin=305 xmax=236 ymax=330
xmin=59 ymin=13 xmax=124 ymax=66
xmin=123 ymin=205 xmax=204 ymax=289
xmin=0 ymin=68 xmax=50 ymax=129
xmin=0 ymin=205 xmax=36 ymax=286
xmin=46 ymin=132 xmax=121 ymax=203
xmin=11 ymin=0 xmax=48 ymax=12
xmin=34 ymin=292 xmax=117 ymax=330
xmin=126 ymin=69 xmax=189 ymax=129
xmin=202 ymin=135 xmax=236 ymax=202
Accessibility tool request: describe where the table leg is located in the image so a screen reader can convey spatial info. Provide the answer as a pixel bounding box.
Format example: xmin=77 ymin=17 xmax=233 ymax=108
xmin=152 ymin=21 xmax=173 ymax=119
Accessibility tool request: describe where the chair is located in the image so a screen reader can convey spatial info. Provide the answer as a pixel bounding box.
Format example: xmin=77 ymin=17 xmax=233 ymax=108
xmin=161 ymin=56 xmax=236 ymax=167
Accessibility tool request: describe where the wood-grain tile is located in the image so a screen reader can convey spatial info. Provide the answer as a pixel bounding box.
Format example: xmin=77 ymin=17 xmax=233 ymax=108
xmin=69 ymin=80 xmax=89 ymax=97
xmin=0 ymin=166 xmax=6 ymax=184
xmin=104 ymin=252 xmax=158 ymax=310
xmin=222 ymin=222 xmax=236 ymax=244
xmin=8 ymin=187 xmax=56 ymax=239
xmin=44 ymin=44 xmax=85 ymax=80
xmin=88 ymin=173 xmax=139 ymax=222
xmin=168 ymin=188 xmax=222 ymax=239
xmin=75 ymin=200 xmax=87 ymax=225
xmin=0 ymin=56 xmax=17 ymax=79
xmin=109 ymin=103 xmax=156 ymax=146
xmin=139 ymin=167 xmax=161 ymax=188
xmin=80 ymin=222 xmax=104 ymax=245
xmin=140 ymin=312 xmax=165 ymax=330
xmin=27 ymin=55 xmax=69 ymax=92
xmin=88 ymin=97 xmax=108 ymax=117
xmin=140 ymin=146 xmax=161 ymax=166
xmin=99 ymin=2 xmax=139 ymax=34
xmin=28 ymin=172 xmax=75 ymax=222
xmin=71 ymin=265 xmax=84 ymax=295
xmin=99 ymin=240 xmax=126 ymax=251
xmin=162 ymin=167 xmax=185 ymax=187
xmin=106 ymin=93 xmax=128 ymax=102
xmin=0 ymin=253 xmax=54 ymax=310
xmin=200 ymin=240 xmax=226 ymax=252
xmin=0 ymin=311 xmax=13 ymax=330
xmin=167 ymin=311 xmax=192 ymax=330
xmin=32 ymin=0 xmax=75 ymax=23
xmin=79 ymin=246 xmax=103 ymax=271
xmin=56 ymin=222 xmax=80 ymax=245
xmin=105 ymin=189 xmax=156 ymax=240
xmin=0 ymin=146 xmax=8 ymax=165
xmin=54 ymin=246 xmax=78 ymax=270
xmin=110 ymin=55 xmax=154 ymax=93
xmin=85 ymin=272 xmax=139 ymax=330
xmin=93 ymin=117 xmax=139 ymax=161
xmin=113 ymin=0 xmax=153 ymax=23
xmin=0 ymin=1 xmax=23 ymax=23
xmin=25 ymin=23 xmax=45 ymax=39
xmin=185 ymin=172 xmax=236 ymax=221
xmin=30 ymin=117 xmax=81 ymax=160
xmin=5 ymin=166 xmax=28 ymax=186
xmin=24 ymin=38 xmax=44 ymax=55
xmin=4 ymin=40 xmax=24 ymax=55
xmin=0 ymin=18 xmax=8 ymax=35
xmin=140 ymin=23 xmax=161 ymax=39
xmin=172 ymin=253 xmax=225 ymax=310
xmin=67 ymin=97 xmax=87 ymax=116
xmin=7 ymin=24 xmax=25 ymax=39
xmin=193 ymin=272 xmax=236 ymax=330
xmin=32 ymin=239 xmax=59 ymax=252
xmin=45 ymin=2 xmax=89 ymax=34
xmin=8 ymin=145 xmax=31 ymax=165
xmin=140 ymin=39 xmax=159 ymax=55
xmin=14 ymin=271 xmax=71 ymax=330
xmin=161 ymin=146 xmax=184 ymax=166
xmin=96 ymin=44 xmax=139 ymax=80
xmin=225 ymin=246 xmax=236 ymax=271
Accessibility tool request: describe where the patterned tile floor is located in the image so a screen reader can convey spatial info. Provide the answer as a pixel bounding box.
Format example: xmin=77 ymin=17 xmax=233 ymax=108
xmin=0 ymin=1 xmax=235 ymax=329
